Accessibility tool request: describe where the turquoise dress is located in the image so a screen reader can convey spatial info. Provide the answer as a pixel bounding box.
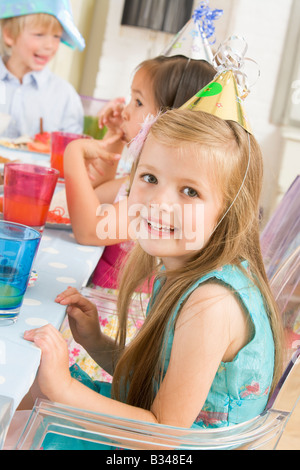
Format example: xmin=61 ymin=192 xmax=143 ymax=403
xmin=154 ymin=261 xmax=275 ymax=428
xmin=70 ymin=261 xmax=275 ymax=427
xmin=40 ymin=262 xmax=275 ymax=448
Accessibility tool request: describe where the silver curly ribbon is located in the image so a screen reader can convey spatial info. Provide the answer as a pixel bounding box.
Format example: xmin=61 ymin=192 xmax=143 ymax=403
xmin=213 ymin=35 xmax=260 ymax=99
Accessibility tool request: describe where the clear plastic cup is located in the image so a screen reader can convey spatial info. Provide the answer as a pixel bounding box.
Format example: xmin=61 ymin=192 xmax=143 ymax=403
xmin=0 ymin=221 xmax=41 ymax=325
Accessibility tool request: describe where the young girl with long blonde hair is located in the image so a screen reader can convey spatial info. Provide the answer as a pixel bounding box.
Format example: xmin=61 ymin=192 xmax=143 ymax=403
xmin=23 ymin=108 xmax=283 ymax=443
xmin=59 ymin=55 xmax=216 ymax=383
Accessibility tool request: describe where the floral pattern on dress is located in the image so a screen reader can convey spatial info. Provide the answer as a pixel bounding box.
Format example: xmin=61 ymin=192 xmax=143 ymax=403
xmin=239 ymin=382 xmax=270 ymax=399
xmin=195 ymin=409 xmax=228 ymax=427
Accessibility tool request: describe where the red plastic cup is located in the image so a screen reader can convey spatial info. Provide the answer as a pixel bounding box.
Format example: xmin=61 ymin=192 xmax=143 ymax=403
xmin=3 ymin=164 xmax=59 ymax=233
xmin=51 ymin=132 xmax=91 ymax=178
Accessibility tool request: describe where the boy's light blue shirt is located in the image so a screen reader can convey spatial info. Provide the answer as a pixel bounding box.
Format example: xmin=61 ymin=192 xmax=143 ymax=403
xmin=0 ymin=57 xmax=84 ymax=138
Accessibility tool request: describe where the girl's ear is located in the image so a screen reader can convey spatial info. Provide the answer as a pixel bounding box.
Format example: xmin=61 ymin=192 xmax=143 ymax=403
xmin=2 ymin=26 xmax=15 ymax=47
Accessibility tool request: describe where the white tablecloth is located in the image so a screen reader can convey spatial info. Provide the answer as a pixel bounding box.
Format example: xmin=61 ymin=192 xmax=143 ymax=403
xmin=0 ymin=145 xmax=50 ymax=167
xmin=0 ymin=227 xmax=103 ymax=413
xmin=0 ymin=145 xmax=104 ymax=414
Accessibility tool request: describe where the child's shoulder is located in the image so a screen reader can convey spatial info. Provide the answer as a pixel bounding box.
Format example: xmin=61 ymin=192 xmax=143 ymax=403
xmin=180 ymin=261 xmax=252 ymax=297
xmin=176 ymin=281 xmax=250 ymax=358
xmin=182 ymin=279 xmax=242 ymax=318
xmin=173 ymin=261 xmax=261 ymax=320
xmin=176 ymin=261 xmax=267 ymax=332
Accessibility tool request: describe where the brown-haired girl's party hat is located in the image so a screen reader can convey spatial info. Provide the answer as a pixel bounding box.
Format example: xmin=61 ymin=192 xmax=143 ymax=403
xmin=162 ymin=1 xmax=223 ymax=62
xmin=181 ymin=36 xmax=260 ymax=134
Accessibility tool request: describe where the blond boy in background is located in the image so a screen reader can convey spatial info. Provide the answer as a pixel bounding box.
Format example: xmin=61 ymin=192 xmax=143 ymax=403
xmin=0 ymin=0 xmax=85 ymax=138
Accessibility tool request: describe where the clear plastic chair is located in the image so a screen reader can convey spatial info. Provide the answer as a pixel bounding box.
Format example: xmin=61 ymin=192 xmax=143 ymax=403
xmin=269 ymin=245 xmax=300 ymax=352
xmin=0 ymin=395 xmax=13 ymax=450
xmin=260 ymin=175 xmax=300 ymax=279
xmin=14 ymin=247 xmax=300 ymax=450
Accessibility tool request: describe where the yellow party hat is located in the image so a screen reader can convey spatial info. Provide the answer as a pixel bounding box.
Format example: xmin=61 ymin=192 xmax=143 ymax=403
xmin=181 ymin=36 xmax=260 ymax=134
xmin=181 ymin=69 xmax=252 ymax=134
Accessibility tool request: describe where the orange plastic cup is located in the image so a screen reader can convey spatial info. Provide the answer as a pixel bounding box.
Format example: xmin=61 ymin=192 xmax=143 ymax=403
xmin=3 ymin=163 xmax=59 ymax=233
xmin=51 ymin=132 xmax=91 ymax=178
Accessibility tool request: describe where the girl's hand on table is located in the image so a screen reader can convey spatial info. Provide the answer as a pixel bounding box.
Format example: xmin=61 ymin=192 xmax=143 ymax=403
xmin=23 ymin=324 xmax=73 ymax=401
xmin=55 ymin=287 xmax=102 ymax=352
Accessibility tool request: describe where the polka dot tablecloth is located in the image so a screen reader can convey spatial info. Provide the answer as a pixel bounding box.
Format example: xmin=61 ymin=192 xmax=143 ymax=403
xmin=0 ymin=227 xmax=103 ymax=414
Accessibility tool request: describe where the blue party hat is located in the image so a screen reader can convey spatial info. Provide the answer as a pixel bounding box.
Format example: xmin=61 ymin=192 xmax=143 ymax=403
xmin=0 ymin=0 xmax=85 ymax=51
xmin=162 ymin=1 xmax=223 ymax=62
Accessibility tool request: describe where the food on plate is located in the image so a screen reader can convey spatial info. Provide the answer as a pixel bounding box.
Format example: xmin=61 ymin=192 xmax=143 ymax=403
xmin=34 ymin=131 xmax=51 ymax=144
xmin=0 ymin=132 xmax=51 ymax=153
xmin=0 ymin=136 xmax=31 ymax=150
xmin=47 ymin=185 xmax=70 ymax=225
xmin=27 ymin=140 xmax=50 ymax=153
xmin=28 ymin=131 xmax=51 ymax=153
xmin=0 ymin=140 xmax=23 ymax=149
xmin=46 ymin=207 xmax=70 ymax=225
xmin=24 ymin=132 xmax=51 ymax=153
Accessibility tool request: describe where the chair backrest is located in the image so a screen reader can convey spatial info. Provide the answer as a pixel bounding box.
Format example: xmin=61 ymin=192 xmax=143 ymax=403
xmin=0 ymin=395 xmax=13 ymax=450
xmin=266 ymin=246 xmax=300 ymax=411
xmin=260 ymin=176 xmax=300 ymax=279
xmin=259 ymin=176 xmax=300 ymax=418
xmin=270 ymin=245 xmax=300 ymax=349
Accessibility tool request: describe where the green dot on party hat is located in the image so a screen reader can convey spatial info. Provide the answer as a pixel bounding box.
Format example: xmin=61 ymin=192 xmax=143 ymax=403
xmin=196 ymin=82 xmax=223 ymax=98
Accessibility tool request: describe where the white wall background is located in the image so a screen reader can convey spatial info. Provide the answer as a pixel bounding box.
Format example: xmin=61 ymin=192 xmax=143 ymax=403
xmin=49 ymin=0 xmax=95 ymax=91
xmin=94 ymin=0 xmax=173 ymax=100
xmin=221 ymin=0 xmax=294 ymax=218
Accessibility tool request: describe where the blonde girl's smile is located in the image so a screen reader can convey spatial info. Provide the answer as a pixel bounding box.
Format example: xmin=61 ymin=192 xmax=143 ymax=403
xmin=144 ymin=217 xmax=176 ymax=237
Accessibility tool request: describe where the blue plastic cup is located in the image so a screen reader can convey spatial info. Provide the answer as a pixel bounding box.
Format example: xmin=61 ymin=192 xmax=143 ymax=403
xmin=0 ymin=221 xmax=41 ymax=325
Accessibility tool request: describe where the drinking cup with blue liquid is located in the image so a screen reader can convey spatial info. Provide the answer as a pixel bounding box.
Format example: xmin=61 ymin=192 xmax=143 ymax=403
xmin=0 ymin=221 xmax=41 ymax=325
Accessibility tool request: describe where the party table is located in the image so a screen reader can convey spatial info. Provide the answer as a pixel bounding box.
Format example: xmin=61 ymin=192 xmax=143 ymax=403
xmin=0 ymin=144 xmax=50 ymax=168
xmin=0 ymin=227 xmax=103 ymax=414
xmin=0 ymin=145 xmax=104 ymax=443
